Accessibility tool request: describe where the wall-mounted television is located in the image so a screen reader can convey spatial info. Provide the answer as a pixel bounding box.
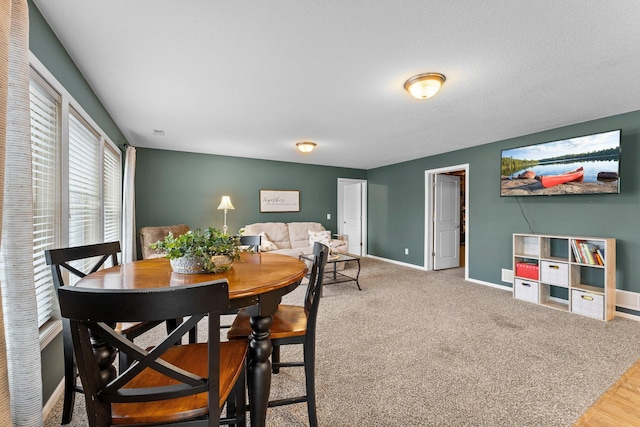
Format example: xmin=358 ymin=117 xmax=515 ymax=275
xmin=500 ymin=129 xmax=621 ymax=197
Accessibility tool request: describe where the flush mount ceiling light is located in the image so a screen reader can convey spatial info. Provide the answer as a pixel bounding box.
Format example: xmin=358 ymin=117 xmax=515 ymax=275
xmin=404 ymin=72 xmax=446 ymax=99
xmin=296 ymin=141 xmax=317 ymax=153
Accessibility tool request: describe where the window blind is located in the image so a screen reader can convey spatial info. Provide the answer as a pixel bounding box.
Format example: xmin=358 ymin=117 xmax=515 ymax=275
xmin=103 ymin=144 xmax=122 ymax=260
xmin=28 ymin=59 xmax=124 ymax=327
xmin=68 ymin=112 xmax=101 ymax=282
xmin=29 ymin=75 xmax=60 ymax=328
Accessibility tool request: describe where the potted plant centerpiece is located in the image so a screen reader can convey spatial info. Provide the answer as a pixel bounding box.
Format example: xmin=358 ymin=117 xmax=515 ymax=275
xmin=150 ymin=227 xmax=242 ymax=274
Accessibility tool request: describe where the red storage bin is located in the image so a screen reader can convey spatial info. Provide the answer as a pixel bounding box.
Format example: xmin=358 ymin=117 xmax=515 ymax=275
xmin=516 ymin=262 xmax=539 ymax=280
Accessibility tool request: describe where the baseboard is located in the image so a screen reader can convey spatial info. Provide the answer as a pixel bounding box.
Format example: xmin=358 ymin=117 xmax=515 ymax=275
xmin=365 ymin=256 xmax=640 ymax=322
xmin=43 ymin=378 xmax=64 ymax=421
xmin=365 ymin=255 xmax=429 ymax=271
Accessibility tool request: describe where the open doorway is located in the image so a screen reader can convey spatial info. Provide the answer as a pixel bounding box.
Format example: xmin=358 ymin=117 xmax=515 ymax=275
xmin=425 ymin=164 xmax=468 ymax=277
xmin=337 ymin=178 xmax=367 ymax=256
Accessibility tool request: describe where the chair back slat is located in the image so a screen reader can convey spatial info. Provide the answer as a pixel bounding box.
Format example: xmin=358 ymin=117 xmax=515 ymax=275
xmin=304 ymin=242 xmax=329 ymax=331
xmin=45 ymin=241 xmax=121 ymax=288
xmin=240 ymin=235 xmax=261 ymax=252
xmin=59 ymin=280 xmax=229 ymax=322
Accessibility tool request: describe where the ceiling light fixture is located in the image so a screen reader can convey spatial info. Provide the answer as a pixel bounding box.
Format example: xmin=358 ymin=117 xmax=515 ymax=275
xmin=404 ymin=72 xmax=446 ymax=99
xmin=296 ymin=141 xmax=317 ymax=153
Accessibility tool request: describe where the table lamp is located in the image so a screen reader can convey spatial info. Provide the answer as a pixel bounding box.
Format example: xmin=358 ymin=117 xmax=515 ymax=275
xmin=217 ymin=196 xmax=235 ymax=234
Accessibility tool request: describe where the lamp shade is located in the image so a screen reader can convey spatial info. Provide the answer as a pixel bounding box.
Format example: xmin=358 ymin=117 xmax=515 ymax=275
xmin=217 ymin=196 xmax=235 ymax=210
xmin=404 ymin=73 xmax=446 ymax=99
xmin=296 ymin=141 xmax=317 ymax=153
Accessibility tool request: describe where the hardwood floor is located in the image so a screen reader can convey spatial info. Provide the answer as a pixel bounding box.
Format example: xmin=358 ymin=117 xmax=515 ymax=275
xmin=574 ymin=358 xmax=640 ymax=426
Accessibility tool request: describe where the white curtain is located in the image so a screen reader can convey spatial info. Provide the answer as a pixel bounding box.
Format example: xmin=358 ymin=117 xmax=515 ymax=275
xmin=0 ymin=0 xmax=44 ymax=425
xmin=122 ymin=145 xmax=137 ymax=263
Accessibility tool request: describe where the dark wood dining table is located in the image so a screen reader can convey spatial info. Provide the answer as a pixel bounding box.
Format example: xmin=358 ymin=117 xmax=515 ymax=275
xmin=76 ymin=251 xmax=307 ymax=427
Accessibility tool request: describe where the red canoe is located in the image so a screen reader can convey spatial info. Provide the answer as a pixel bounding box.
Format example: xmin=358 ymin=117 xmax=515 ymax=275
xmin=540 ymin=167 xmax=584 ymax=188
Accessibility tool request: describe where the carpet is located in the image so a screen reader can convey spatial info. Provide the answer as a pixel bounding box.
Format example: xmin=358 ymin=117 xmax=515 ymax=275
xmin=45 ymin=257 xmax=640 ymax=426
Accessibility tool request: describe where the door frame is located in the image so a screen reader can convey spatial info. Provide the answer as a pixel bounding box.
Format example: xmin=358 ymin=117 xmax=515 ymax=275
xmin=337 ymin=178 xmax=368 ymax=256
xmin=424 ymin=164 xmax=469 ymax=275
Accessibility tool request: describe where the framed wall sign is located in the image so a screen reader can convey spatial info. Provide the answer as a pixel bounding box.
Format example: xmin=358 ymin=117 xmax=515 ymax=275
xmin=260 ymin=190 xmax=300 ymax=212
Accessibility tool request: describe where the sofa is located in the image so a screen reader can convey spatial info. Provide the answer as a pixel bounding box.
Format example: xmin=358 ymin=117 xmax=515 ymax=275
xmin=242 ymin=222 xmax=346 ymax=258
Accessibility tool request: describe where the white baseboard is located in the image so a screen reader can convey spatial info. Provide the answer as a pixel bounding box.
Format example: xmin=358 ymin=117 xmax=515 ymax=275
xmin=43 ymin=378 xmax=64 ymax=421
xmin=365 ymin=255 xmax=429 ymax=271
xmin=366 ymin=255 xmax=640 ymax=321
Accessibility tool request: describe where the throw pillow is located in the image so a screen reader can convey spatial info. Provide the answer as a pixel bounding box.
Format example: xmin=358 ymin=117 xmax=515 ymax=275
xmin=308 ymin=230 xmax=331 ymax=247
xmin=258 ymin=232 xmax=278 ymax=252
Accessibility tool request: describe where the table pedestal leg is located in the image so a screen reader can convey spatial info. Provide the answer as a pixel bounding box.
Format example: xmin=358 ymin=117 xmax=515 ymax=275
xmin=248 ymin=314 xmax=273 ymax=427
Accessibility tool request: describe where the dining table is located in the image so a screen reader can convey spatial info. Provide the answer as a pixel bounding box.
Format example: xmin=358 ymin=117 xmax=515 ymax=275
xmin=75 ymin=251 xmax=307 ymax=427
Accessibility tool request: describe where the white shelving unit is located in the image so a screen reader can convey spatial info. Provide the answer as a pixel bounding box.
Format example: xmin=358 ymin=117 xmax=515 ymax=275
xmin=512 ymin=233 xmax=616 ymax=321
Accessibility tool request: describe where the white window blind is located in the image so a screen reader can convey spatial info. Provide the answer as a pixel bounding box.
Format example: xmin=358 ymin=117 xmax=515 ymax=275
xmin=29 ymin=74 xmax=60 ymax=328
xmin=68 ymin=112 xmax=101 ymax=248
xmin=29 ymin=57 xmax=123 ymax=328
xmin=103 ymin=145 xmax=122 ymax=245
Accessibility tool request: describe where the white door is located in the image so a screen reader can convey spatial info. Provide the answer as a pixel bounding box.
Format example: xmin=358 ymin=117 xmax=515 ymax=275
xmin=433 ymin=174 xmax=460 ymax=270
xmin=343 ymin=183 xmax=362 ymax=255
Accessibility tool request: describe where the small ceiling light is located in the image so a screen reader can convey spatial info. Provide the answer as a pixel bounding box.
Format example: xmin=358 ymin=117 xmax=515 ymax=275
xmin=404 ymin=73 xmax=446 ymax=99
xmin=296 ymin=141 xmax=317 ymax=153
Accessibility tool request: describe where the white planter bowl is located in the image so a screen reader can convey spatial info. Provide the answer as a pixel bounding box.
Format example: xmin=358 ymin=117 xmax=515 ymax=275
xmin=170 ymin=255 xmax=234 ymax=274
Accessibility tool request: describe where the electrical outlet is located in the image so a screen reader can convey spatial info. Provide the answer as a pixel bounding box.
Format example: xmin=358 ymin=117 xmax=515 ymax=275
xmin=326 ymin=213 xmax=331 ymax=220
xmin=501 ymin=268 xmax=514 ymax=283
xmin=404 ymin=248 xmax=409 ymax=255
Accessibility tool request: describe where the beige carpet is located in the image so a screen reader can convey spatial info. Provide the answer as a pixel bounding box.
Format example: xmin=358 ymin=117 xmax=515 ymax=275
xmin=45 ymin=258 xmax=640 ymax=426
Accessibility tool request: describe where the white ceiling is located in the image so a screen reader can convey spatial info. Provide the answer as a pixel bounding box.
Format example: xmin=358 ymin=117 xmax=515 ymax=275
xmin=32 ymin=1 xmax=640 ymax=170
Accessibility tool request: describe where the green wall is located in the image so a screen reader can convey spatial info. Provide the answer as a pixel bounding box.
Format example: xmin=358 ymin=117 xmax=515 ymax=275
xmin=135 ymin=148 xmax=367 ymax=254
xmin=368 ymin=110 xmax=640 ymax=292
xmin=28 ymin=0 xmax=128 ymax=150
xmin=29 ymin=0 xmax=130 ymax=408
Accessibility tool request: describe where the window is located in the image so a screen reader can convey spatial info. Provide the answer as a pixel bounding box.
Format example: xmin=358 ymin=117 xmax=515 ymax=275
xmin=30 ymin=71 xmax=60 ymax=328
xmin=29 ymin=57 xmax=122 ymax=328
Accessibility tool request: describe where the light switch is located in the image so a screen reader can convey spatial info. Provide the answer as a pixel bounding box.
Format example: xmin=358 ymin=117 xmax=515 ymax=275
xmin=327 ymin=214 xmax=331 ymax=220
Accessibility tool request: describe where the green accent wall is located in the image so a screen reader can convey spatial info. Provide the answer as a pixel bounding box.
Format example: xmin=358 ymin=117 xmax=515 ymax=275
xmin=135 ymin=148 xmax=366 ymax=257
xmin=29 ymin=0 xmax=130 ymax=409
xmin=368 ymin=110 xmax=640 ymax=292
xmin=28 ymin=0 xmax=128 ymax=150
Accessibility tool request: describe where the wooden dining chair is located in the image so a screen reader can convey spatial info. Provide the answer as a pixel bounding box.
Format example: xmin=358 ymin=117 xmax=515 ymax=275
xmin=217 ymin=235 xmax=262 ymax=331
xmin=227 ymin=242 xmax=329 ymax=427
xmin=45 ymin=242 xmax=161 ymax=425
xmin=239 ymin=235 xmax=261 ymax=252
xmin=57 ymin=279 xmax=248 ymax=427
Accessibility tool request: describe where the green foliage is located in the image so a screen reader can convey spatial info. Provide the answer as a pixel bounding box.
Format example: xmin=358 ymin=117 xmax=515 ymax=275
xmin=501 ymin=157 xmax=539 ymax=177
xmin=150 ymin=227 xmax=242 ymax=271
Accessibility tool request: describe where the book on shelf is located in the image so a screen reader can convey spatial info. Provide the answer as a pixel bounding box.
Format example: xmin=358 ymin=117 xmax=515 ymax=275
xmin=580 ymin=242 xmax=595 ymax=264
xmin=571 ymin=240 xmax=584 ymax=263
xmin=574 ymin=241 xmax=603 ymax=266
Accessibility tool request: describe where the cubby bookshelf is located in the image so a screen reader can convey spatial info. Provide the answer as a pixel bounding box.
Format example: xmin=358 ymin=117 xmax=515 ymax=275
xmin=512 ymin=233 xmax=616 ymax=321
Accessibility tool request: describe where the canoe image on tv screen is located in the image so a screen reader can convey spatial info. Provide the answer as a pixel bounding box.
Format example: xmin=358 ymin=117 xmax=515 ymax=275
xmin=500 ymin=129 xmax=621 ymax=197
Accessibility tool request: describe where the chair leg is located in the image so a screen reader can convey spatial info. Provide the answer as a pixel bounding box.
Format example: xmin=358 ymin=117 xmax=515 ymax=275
xmin=271 ymin=344 xmax=280 ymax=374
xmin=166 ymin=318 xmax=197 ymax=344
xmin=235 ymin=364 xmax=246 ymax=426
xmin=224 ymin=363 xmax=246 ymax=426
xmin=303 ymin=342 xmax=318 ymax=427
xmin=188 ymin=324 xmax=198 ymax=343
xmin=61 ymin=322 xmax=76 ymax=424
